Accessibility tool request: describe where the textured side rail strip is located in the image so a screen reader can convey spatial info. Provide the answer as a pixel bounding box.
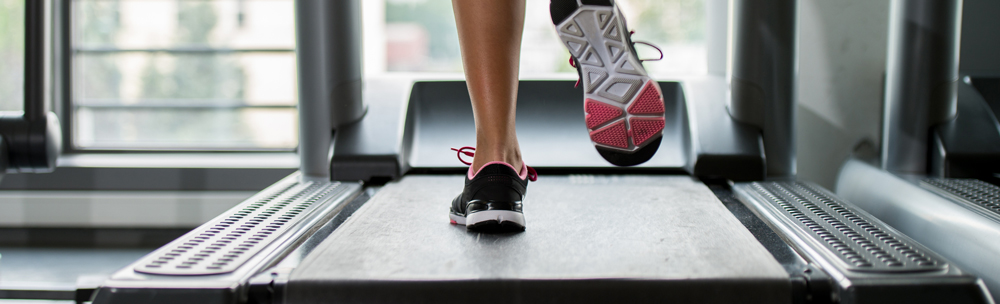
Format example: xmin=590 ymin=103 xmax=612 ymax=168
xmin=922 ymin=178 xmax=1000 ymax=221
xmin=736 ymin=181 xmax=946 ymax=273
xmin=134 ymin=177 xmax=350 ymax=275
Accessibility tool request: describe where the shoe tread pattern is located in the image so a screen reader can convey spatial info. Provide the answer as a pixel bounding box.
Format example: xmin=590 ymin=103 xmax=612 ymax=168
xmin=555 ymin=5 xmax=665 ymax=154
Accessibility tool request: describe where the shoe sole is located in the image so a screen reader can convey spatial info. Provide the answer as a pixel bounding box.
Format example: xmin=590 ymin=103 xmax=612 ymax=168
xmin=553 ymin=1 xmax=665 ymax=163
xmin=450 ymin=210 xmax=526 ymax=232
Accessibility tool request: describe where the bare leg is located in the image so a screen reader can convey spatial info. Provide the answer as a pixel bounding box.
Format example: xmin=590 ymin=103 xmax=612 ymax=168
xmin=452 ymin=0 xmax=526 ymax=172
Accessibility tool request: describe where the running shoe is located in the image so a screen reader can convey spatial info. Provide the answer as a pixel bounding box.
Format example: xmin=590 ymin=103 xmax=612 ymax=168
xmin=448 ymin=147 xmax=537 ymax=232
xmin=551 ymin=0 xmax=666 ymax=166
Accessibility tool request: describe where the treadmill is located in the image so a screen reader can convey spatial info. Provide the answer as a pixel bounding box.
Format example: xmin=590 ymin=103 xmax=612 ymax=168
xmin=836 ymin=0 xmax=1000 ymax=298
xmin=89 ymin=1 xmax=994 ymax=303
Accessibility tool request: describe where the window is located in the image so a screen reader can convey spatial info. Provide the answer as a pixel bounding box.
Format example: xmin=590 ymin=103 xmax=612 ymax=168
xmin=376 ymin=0 xmax=707 ymax=76
xmin=0 ymin=0 xmax=24 ymax=111
xmin=64 ymin=0 xmax=706 ymax=152
xmin=71 ymin=0 xmax=297 ymax=150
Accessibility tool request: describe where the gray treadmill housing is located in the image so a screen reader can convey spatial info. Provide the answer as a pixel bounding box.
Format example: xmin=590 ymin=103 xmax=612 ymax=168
xmin=922 ymin=178 xmax=1000 ymax=223
xmin=330 ymin=76 xmax=765 ymax=182
xmin=735 ymin=181 xmax=992 ymax=304
xmin=838 ymin=160 xmax=1000 ymax=301
xmin=728 ymin=0 xmax=798 ymax=178
xmin=294 ymin=0 xmax=365 ymax=180
xmin=882 ymin=0 xmax=963 ymax=175
xmin=91 ymin=173 xmax=363 ymax=304
xmin=829 ymin=0 xmax=1000 ymax=301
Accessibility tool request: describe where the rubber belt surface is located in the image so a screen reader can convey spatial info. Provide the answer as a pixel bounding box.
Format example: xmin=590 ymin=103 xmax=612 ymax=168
xmin=287 ymin=175 xmax=789 ymax=304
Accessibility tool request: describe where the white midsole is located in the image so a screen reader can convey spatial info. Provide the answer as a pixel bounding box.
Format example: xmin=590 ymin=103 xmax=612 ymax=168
xmin=451 ymin=210 xmax=525 ymax=227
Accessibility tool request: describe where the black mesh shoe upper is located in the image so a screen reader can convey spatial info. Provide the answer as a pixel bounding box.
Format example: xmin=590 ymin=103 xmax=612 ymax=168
xmin=451 ymin=163 xmax=530 ymax=216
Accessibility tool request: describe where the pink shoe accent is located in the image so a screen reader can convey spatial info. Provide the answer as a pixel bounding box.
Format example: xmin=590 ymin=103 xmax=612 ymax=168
xmin=570 ymin=56 xmax=581 ymax=88
xmin=590 ymin=121 xmax=629 ymax=148
xmin=626 ymin=81 xmax=665 ymax=115
xmin=585 ymin=99 xmax=623 ymax=129
xmin=469 ymin=161 xmax=521 ymax=179
xmin=468 ymin=161 xmax=536 ymax=181
xmin=453 ymin=147 xmax=538 ymax=181
xmin=629 ymin=117 xmax=665 ymax=146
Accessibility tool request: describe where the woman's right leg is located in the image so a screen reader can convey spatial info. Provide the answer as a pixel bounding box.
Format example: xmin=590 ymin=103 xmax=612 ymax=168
xmin=452 ymin=0 xmax=527 ymax=173
xmin=449 ymin=0 xmax=532 ymax=232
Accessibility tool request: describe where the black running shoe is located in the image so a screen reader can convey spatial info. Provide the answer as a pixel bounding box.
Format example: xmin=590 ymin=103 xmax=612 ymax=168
xmin=551 ymin=0 xmax=666 ymax=166
xmin=448 ymin=147 xmax=537 ymax=232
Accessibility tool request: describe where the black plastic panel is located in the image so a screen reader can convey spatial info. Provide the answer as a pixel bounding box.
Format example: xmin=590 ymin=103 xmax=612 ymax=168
xmin=403 ymin=80 xmax=688 ymax=169
xmin=330 ymin=76 xmax=766 ymax=182
xmin=931 ymin=79 xmax=1000 ymax=182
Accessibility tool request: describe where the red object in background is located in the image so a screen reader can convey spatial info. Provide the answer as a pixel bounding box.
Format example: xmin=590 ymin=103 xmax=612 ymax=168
xmin=385 ymin=23 xmax=430 ymax=71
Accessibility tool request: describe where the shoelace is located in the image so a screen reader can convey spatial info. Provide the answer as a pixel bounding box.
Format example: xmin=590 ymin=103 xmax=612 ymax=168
xmin=568 ymin=30 xmax=663 ymax=88
xmin=451 ymin=146 xmax=538 ymax=182
xmin=630 ymin=30 xmax=664 ymax=62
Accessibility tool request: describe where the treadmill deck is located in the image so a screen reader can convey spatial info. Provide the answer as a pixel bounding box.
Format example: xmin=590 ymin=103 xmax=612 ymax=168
xmin=287 ymin=175 xmax=788 ymax=303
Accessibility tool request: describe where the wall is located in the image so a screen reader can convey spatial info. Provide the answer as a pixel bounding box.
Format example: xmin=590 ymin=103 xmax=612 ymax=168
xmin=960 ymin=0 xmax=1000 ymax=75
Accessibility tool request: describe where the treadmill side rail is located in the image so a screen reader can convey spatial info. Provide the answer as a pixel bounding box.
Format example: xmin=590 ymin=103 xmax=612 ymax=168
xmin=922 ymin=178 xmax=1000 ymax=224
xmin=734 ymin=181 xmax=992 ymax=304
xmin=839 ymin=159 xmax=1000 ymax=301
xmin=92 ymin=172 xmax=362 ymax=304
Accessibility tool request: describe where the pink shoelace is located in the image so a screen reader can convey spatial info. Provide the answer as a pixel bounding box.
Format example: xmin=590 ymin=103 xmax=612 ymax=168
xmin=451 ymin=146 xmax=537 ymax=182
xmin=568 ymin=30 xmax=663 ymax=88
xmin=569 ymin=57 xmax=580 ymax=88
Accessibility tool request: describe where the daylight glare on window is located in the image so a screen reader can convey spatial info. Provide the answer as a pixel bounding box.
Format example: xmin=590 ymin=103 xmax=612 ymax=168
xmin=0 ymin=0 xmax=24 ymax=112
xmin=379 ymin=0 xmax=707 ymax=76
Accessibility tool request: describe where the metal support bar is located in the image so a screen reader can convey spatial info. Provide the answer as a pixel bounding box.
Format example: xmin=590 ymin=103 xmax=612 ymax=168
xmin=294 ymin=0 xmax=365 ymax=180
xmin=0 ymin=0 xmax=62 ymax=174
xmin=24 ymin=0 xmax=46 ymax=122
xmin=728 ymin=0 xmax=798 ymax=178
xmin=882 ymin=0 xmax=963 ymax=174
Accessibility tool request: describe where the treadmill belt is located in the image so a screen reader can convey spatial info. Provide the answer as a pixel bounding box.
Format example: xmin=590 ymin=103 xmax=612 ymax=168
xmin=287 ymin=175 xmax=788 ymax=304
